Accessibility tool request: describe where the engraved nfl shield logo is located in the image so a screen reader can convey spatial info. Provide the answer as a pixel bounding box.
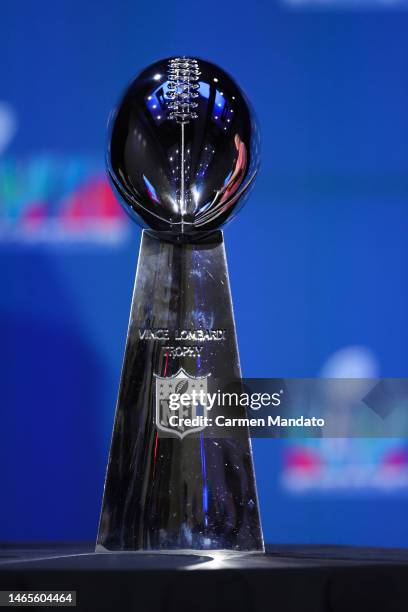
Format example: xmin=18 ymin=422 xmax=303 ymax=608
xmin=155 ymin=368 xmax=209 ymax=439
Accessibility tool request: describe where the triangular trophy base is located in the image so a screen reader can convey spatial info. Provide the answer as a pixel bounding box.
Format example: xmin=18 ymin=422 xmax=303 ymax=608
xmin=97 ymin=230 xmax=264 ymax=553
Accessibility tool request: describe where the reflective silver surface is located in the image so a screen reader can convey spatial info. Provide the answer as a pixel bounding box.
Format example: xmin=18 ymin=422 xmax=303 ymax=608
xmin=98 ymin=58 xmax=263 ymax=552
xmin=107 ymin=57 xmax=260 ymax=235
xmin=97 ymin=231 xmax=264 ymax=552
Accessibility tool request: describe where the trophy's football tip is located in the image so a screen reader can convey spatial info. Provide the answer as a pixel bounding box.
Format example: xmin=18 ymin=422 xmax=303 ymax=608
xmin=107 ymin=56 xmax=260 ymax=236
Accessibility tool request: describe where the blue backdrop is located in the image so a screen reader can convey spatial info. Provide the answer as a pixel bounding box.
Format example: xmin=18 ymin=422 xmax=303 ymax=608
xmin=1 ymin=0 xmax=408 ymax=546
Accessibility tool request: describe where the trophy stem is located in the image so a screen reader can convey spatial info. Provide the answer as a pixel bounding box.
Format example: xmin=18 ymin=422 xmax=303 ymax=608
xmin=97 ymin=230 xmax=264 ymax=552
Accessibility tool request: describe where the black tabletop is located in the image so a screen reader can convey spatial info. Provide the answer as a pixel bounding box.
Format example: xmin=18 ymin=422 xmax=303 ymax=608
xmin=0 ymin=543 xmax=407 ymax=612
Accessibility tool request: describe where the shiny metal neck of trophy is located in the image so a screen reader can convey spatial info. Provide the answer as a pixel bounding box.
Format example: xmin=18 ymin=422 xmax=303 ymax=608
xmin=107 ymin=56 xmax=260 ymax=241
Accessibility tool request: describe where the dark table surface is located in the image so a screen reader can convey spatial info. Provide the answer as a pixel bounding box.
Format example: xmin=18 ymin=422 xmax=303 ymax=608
xmin=0 ymin=543 xmax=407 ymax=611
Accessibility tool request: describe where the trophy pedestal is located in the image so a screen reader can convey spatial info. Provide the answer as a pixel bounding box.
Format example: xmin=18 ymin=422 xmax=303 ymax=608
xmin=1 ymin=543 xmax=406 ymax=612
xmin=97 ymin=230 xmax=263 ymax=552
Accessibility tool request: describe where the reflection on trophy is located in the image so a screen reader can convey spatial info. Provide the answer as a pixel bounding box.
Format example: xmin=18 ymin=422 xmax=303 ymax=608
xmin=97 ymin=57 xmax=264 ymax=552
